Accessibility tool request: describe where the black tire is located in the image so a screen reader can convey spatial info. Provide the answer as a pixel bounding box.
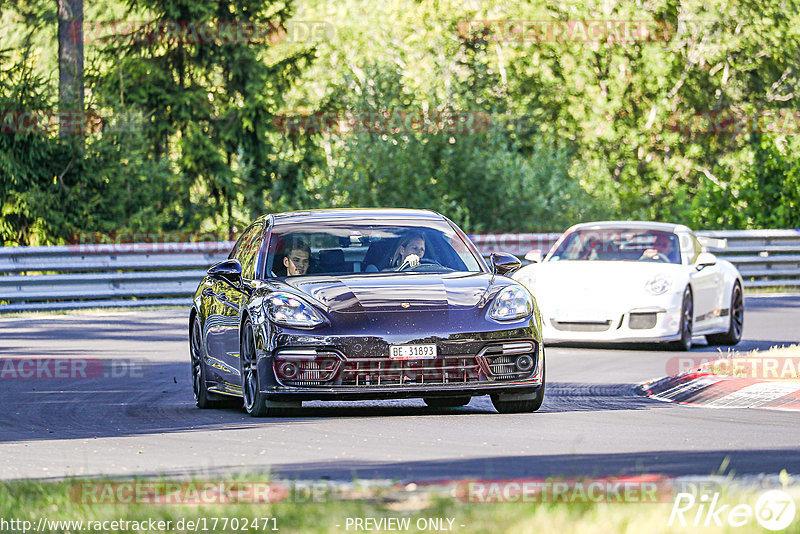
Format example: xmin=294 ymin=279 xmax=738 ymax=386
xmin=706 ymin=282 xmax=744 ymax=346
xmin=241 ymin=320 xmax=269 ymax=417
xmin=423 ymin=396 xmax=471 ymax=408
xmin=668 ymin=287 xmax=693 ymax=351
xmin=190 ymin=317 xmax=231 ymax=409
xmin=490 ymin=360 xmax=545 ymax=414
xmin=241 ymin=319 xmax=294 ymax=417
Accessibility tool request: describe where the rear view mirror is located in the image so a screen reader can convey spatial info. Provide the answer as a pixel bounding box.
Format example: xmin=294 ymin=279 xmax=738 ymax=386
xmin=491 ymin=252 xmax=522 ymax=276
xmin=524 ymin=249 xmax=543 ymax=263
xmin=695 ymin=252 xmax=717 ymax=270
xmin=207 ymin=259 xmax=243 ymax=286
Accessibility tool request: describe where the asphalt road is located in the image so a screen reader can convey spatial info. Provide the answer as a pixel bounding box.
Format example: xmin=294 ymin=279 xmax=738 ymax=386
xmin=0 ymin=295 xmax=798 ymax=482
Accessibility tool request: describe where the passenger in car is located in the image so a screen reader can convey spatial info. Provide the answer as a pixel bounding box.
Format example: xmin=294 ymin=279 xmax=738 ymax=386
xmin=283 ymin=238 xmax=310 ymax=276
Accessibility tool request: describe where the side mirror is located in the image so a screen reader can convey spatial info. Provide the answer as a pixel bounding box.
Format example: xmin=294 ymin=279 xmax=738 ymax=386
xmin=524 ymin=249 xmax=543 ymax=263
xmin=207 ymin=259 xmax=243 ymax=286
xmin=490 ymin=252 xmax=522 ymax=276
xmin=695 ymin=252 xmax=717 ymax=270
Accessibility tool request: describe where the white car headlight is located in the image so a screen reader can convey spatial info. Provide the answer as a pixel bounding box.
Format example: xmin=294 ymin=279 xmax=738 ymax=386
xmin=489 ymin=286 xmax=533 ymax=321
xmin=266 ymin=294 xmax=326 ymax=327
xmin=645 ymin=274 xmax=672 ymax=296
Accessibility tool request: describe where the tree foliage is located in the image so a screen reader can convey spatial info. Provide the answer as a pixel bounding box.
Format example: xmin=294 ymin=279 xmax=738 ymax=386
xmin=2 ymin=0 xmax=800 ymax=245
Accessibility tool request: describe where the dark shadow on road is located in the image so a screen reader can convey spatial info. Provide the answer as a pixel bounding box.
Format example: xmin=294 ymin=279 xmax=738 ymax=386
xmin=87 ymin=448 xmax=800 ymax=482
xmin=0 ymin=359 xmax=669 ymax=444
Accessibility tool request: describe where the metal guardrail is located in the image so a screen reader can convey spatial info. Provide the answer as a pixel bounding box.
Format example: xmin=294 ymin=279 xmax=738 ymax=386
xmin=0 ymin=243 xmax=233 ymax=312
xmin=1 ymin=230 xmax=798 ymax=312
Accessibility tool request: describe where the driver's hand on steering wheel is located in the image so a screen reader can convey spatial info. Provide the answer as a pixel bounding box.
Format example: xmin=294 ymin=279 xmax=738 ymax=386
xmin=401 ymin=254 xmax=421 ymax=268
xmin=640 ymin=248 xmax=667 ymax=261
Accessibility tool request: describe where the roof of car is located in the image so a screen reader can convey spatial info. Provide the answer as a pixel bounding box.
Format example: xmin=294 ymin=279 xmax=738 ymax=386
xmin=566 ymin=220 xmax=692 ymax=234
xmin=259 ymin=208 xmax=447 ymax=224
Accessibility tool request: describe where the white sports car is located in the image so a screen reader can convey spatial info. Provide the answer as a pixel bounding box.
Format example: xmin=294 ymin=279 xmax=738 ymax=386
xmin=513 ymin=222 xmax=744 ymax=350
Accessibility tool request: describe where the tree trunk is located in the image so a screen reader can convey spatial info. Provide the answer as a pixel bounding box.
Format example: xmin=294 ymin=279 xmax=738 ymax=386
xmin=57 ymin=0 xmax=84 ymax=137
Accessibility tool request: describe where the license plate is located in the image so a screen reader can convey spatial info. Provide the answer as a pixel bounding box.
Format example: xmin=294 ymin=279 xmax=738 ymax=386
xmin=389 ymin=344 xmax=437 ymax=360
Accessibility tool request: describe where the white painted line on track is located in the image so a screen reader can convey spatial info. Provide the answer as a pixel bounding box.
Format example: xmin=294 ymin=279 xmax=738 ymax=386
xmin=705 ymin=382 xmax=800 ymax=408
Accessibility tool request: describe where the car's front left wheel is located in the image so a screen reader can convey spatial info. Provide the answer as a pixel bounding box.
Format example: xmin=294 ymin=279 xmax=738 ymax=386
xmin=490 ymin=360 xmax=545 ymax=414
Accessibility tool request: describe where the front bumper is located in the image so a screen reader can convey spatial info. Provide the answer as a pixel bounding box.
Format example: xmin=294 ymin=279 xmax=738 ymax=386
xmin=264 ymin=380 xmax=543 ymax=401
xmin=255 ymin=323 xmax=544 ymax=401
xmin=543 ymin=306 xmax=683 ymax=343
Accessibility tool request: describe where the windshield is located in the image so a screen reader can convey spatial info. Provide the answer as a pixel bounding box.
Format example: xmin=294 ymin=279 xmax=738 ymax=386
xmin=265 ymin=220 xmax=484 ymax=278
xmin=549 ymin=228 xmax=682 ymax=264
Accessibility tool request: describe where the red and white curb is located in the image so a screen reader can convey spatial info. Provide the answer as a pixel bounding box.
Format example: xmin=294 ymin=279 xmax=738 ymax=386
xmin=638 ymin=369 xmax=800 ymax=411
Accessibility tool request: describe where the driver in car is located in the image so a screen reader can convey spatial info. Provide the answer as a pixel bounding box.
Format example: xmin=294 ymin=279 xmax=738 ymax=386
xmin=640 ymin=234 xmax=677 ymax=262
xmin=390 ymin=233 xmax=426 ymax=269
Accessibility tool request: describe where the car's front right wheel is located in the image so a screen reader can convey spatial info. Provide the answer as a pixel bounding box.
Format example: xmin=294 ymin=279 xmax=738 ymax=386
xmin=241 ymin=319 xmax=270 ymax=417
xmin=241 ymin=319 xmax=295 ymax=418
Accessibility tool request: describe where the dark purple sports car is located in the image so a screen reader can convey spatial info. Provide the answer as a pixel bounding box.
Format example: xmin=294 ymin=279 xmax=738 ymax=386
xmin=189 ymin=208 xmax=545 ymax=416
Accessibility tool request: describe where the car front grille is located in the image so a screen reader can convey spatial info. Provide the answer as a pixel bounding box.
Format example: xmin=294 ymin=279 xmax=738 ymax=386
xmin=274 ymin=340 xmax=539 ymax=388
xmin=551 ymin=319 xmax=611 ymax=332
xmin=338 ymin=356 xmax=483 ymax=386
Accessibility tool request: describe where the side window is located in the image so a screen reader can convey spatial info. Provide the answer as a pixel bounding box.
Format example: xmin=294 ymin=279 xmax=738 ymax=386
xmin=236 ymin=223 xmax=264 ymax=279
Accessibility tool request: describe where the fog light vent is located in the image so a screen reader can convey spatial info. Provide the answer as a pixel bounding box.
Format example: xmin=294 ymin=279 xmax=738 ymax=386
xmin=629 ymin=312 xmax=657 ymax=330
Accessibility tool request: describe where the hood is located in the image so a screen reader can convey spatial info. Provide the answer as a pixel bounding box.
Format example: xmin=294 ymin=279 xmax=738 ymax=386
xmin=516 ymin=260 xmax=687 ymax=302
xmin=274 ymin=272 xmax=499 ymax=314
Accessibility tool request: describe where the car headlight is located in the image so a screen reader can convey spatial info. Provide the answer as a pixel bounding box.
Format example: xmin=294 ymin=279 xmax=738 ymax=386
xmin=645 ymin=274 xmax=672 ymax=296
xmin=266 ymin=294 xmax=326 ymax=328
xmin=489 ymin=286 xmax=533 ymax=321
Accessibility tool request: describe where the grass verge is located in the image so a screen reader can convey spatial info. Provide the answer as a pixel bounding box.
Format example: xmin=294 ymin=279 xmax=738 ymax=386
xmin=1 ymin=476 xmax=798 ymax=533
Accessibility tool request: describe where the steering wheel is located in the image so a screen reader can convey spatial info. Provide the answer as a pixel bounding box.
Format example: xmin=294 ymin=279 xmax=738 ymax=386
xmin=641 ymin=252 xmax=670 ymax=263
xmin=397 ymin=258 xmax=441 ymax=271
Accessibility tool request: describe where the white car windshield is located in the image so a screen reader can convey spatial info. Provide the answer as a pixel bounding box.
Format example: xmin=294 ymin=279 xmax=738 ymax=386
xmin=549 ymin=229 xmax=682 ymax=264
